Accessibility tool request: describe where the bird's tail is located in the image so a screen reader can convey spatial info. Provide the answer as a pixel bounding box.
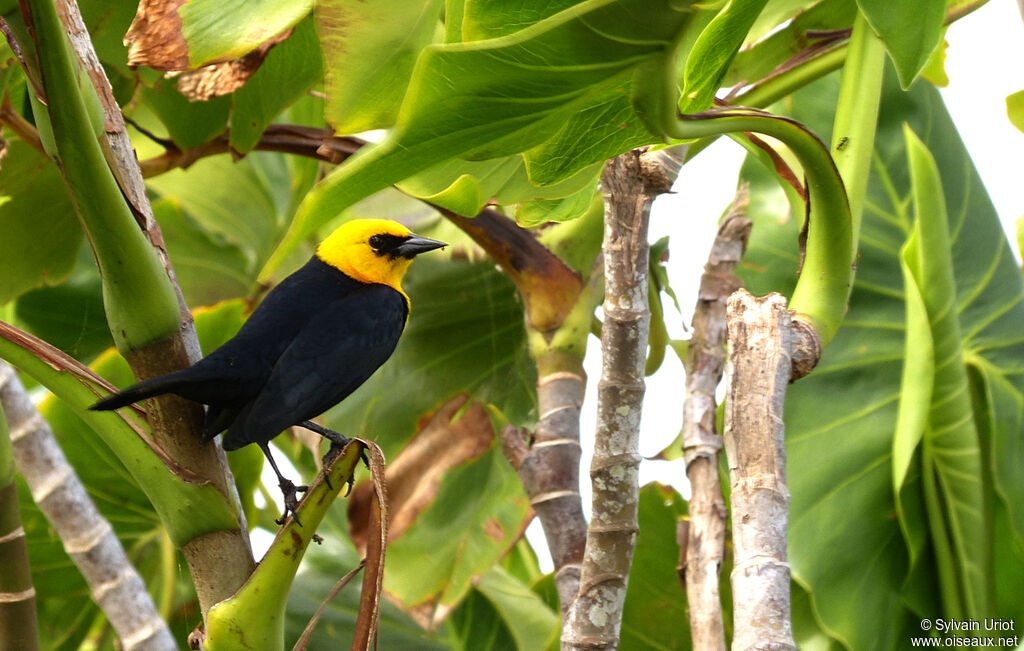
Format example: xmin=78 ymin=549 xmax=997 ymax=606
xmin=90 ymin=372 xmax=190 ymax=412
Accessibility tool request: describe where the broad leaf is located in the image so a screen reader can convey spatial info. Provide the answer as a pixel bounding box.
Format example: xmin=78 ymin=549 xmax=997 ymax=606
xmin=230 ymin=16 xmax=323 ymax=153
xmin=738 ymin=67 xmax=1024 ymax=649
xmin=263 ymin=0 xmax=692 ymax=277
xmin=619 ymin=483 xmax=692 ymax=649
xmin=317 ymin=0 xmax=442 ymax=133
xmin=856 ymin=0 xmax=945 ymax=89
xmin=678 ymin=0 xmax=770 ymax=114
xmin=0 ymin=140 xmax=80 ymax=305
xmin=146 ymin=152 xmax=295 ymax=274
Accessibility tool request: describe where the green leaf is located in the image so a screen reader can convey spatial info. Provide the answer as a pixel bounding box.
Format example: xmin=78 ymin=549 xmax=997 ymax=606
xmin=78 ymin=0 xmax=139 ymax=77
xmin=0 ymin=140 xmax=80 ymax=305
xmin=262 ymin=0 xmax=691 ymax=277
xmin=724 ymin=0 xmax=855 ymax=88
xmin=678 ymin=0 xmax=770 ymax=114
xmin=380 ymin=443 xmax=530 ymax=621
xmin=139 ymin=78 xmax=230 ymax=149
xmin=739 ymin=67 xmax=1024 ymax=649
xmin=856 ymin=0 xmax=945 ymax=88
xmin=901 ymin=125 xmax=991 ymax=618
xmin=461 ymin=0 xmax=580 ymax=40
xmin=619 ymin=483 xmax=692 ymax=649
xmin=285 ymin=543 xmax=455 ymax=648
xmin=1006 ymin=89 xmax=1024 ymax=135
xmin=229 ymin=15 xmax=323 ymax=153
xmin=524 ymin=76 xmax=656 ymax=186
xmin=317 ymin=0 xmax=442 ymax=133
xmin=154 ymin=198 xmax=253 ymax=307
xmin=400 ymin=155 xmax=601 ymax=217
xmin=13 ymin=253 xmax=112 ymax=362
xmin=469 ymin=566 xmax=559 ymax=650
xmin=179 ymin=0 xmax=314 ymax=68
xmin=516 ymin=181 xmax=599 ymax=227
xmin=146 ymin=152 xmax=294 ymax=273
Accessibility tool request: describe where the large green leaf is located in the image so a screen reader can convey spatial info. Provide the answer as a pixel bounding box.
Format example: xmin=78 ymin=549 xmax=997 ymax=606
xmin=229 ymin=16 xmax=323 ymax=153
xmin=678 ymin=0 xmax=770 ymax=114
xmin=146 ymin=152 xmax=294 ymax=275
xmin=619 ymin=483 xmax=692 ymax=650
xmin=13 ymin=246 xmax=112 ymax=362
xmin=0 ymin=140 xmax=80 ymax=305
xmin=317 ymin=0 xmax=442 ymax=133
xmin=856 ymin=0 xmax=945 ymax=89
xmin=284 ymin=538 xmax=455 ymax=649
xmin=900 ymin=126 xmax=989 ymax=619
xmin=262 ymin=0 xmax=692 ymax=277
xmin=737 ymin=67 xmax=1024 ymax=650
xmin=381 ymin=444 xmax=530 ymax=620
xmin=179 ymin=0 xmax=314 ymax=68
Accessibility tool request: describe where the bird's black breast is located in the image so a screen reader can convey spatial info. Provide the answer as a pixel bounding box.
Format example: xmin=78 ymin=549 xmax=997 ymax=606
xmin=185 ymin=257 xmax=407 ymax=409
xmin=212 ymin=258 xmax=409 ymax=449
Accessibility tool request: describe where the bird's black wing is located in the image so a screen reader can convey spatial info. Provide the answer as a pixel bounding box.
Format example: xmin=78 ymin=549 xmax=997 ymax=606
xmin=221 ymin=284 xmax=408 ymax=450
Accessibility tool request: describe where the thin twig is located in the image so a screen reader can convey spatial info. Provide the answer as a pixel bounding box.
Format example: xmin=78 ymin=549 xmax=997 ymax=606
xmin=682 ymin=193 xmax=751 ymax=651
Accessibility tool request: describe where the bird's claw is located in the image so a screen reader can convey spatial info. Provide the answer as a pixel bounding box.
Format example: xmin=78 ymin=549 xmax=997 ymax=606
xmin=275 ymin=478 xmax=309 ymax=526
xmin=320 ymin=436 xmax=368 ymax=496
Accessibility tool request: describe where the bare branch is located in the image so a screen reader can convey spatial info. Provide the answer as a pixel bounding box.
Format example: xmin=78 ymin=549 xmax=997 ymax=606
xmin=0 ymin=362 xmax=176 ymax=651
xmin=723 ymin=290 xmax=796 ymax=651
xmin=563 ymin=149 xmax=672 ymax=649
xmin=682 ymin=195 xmax=751 ymax=651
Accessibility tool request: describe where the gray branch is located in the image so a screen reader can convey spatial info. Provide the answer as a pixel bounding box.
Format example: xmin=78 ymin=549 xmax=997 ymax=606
xmin=722 ymin=290 xmax=796 ymax=651
xmin=682 ymin=195 xmax=751 ymax=651
xmin=0 ymin=363 xmax=176 ymax=651
xmin=562 ymin=149 xmax=674 ymax=650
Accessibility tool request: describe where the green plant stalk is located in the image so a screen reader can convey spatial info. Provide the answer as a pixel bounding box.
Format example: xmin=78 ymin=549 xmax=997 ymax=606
xmin=204 ymin=443 xmax=364 ymax=651
xmin=0 ymin=330 xmax=240 ymax=547
xmin=666 ymin=109 xmax=852 ymax=346
xmin=0 ymin=401 xmax=39 ymax=651
xmin=828 ymin=10 xmax=885 ymax=246
xmin=23 ymin=0 xmax=179 ymax=354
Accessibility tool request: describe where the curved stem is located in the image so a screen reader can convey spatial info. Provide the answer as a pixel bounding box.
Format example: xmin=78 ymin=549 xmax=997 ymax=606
xmin=666 ymin=109 xmax=852 ymax=346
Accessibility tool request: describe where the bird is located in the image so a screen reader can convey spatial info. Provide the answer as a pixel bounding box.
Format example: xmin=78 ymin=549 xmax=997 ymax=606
xmin=91 ymin=218 xmax=446 ymax=524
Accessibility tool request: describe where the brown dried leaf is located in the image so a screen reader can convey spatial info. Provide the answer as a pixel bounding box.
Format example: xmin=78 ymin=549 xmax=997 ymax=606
xmin=125 ymin=0 xmax=190 ymax=71
xmin=351 ymin=441 xmax=387 ymax=651
xmin=176 ymin=32 xmax=289 ymax=101
xmin=347 ymin=394 xmax=495 ymax=551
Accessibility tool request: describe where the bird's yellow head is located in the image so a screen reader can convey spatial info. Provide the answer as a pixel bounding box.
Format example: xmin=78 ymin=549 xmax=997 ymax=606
xmin=316 ymin=219 xmax=446 ymax=297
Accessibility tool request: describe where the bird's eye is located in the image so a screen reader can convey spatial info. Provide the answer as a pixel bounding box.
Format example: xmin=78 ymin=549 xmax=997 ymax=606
xmin=369 ymin=235 xmax=385 ymax=249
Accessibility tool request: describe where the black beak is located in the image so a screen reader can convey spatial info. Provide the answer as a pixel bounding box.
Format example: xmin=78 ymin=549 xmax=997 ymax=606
xmin=394 ymin=234 xmax=446 ymax=258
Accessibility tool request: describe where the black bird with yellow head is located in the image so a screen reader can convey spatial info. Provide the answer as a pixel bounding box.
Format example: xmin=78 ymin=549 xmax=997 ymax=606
xmin=91 ymin=218 xmax=445 ymax=523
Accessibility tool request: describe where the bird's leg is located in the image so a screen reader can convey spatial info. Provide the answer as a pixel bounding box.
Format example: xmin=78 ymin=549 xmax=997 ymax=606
xmin=259 ymin=442 xmax=308 ymax=526
xmin=298 ymin=420 xmax=367 ymax=494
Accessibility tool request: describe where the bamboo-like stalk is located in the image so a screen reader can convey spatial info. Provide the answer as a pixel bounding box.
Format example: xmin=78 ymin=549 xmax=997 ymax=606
xmin=562 ymin=149 xmax=673 ymax=650
xmin=682 ymin=197 xmax=752 ymax=651
xmin=0 ymin=363 xmax=176 ymax=651
xmin=0 ymin=388 xmax=38 ymax=651
xmin=722 ymin=290 xmax=795 ymax=651
xmin=16 ymin=0 xmax=257 ymax=619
